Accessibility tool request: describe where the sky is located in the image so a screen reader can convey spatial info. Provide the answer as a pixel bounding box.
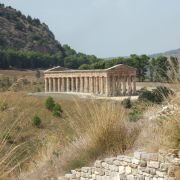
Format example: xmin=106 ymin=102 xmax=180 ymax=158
xmin=1 ymin=0 xmax=180 ymax=58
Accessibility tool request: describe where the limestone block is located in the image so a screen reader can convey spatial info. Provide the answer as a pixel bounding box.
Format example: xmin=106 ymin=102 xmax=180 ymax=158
xmin=92 ymin=174 xmax=96 ymax=180
xmin=141 ymin=153 xmax=158 ymax=161
xmin=95 ymin=160 xmax=102 ymax=168
xmin=127 ymin=175 xmax=135 ymax=180
xmin=105 ymin=169 xmax=111 ymax=176
xmin=132 ymin=158 xmax=140 ymax=165
xmin=147 ymin=161 xmax=160 ymax=169
xmin=65 ymin=173 xmax=76 ymax=179
xmin=157 ymin=178 xmax=164 ymax=180
xmin=131 ymin=168 xmax=138 ymax=175
xmin=134 ymin=151 xmax=146 ymax=160
xmin=138 ymin=167 xmax=150 ymax=174
xmin=104 ymin=158 xmax=116 ymax=165
xmin=119 ymin=166 xmax=125 ymax=174
xmin=102 ymin=162 xmax=109 ymax=169
xmin=123 ymin=156 xmax=132 ymax=163
xmin=113 ymin=160 xmax=121 ymax=166
xmin=145 ymin=177 xmax=151 ymax=180
xmin=119 ymin=174 xmax=127 ymax=180
xmin=130 ymin=164 xmax=138 ymax=168
xmin=117 ymin=155 xmax=125 ymax=161
xmin=149 ymin=168 xmax=156 ymax=175
xmin=109 ymin=165 xmax=119 ymax=172
xmin=137 ymin=175 xmax=145 ymax=180
xmin=119 ymin=161 xmax=128 ymax=166
xmin=160 ymin=163 xmax=169 ymax=172
xmin=125 ymin=166 xmax=132 ymax=174
xmin=95 ymin=168 xmax=105 ymax=176
xmin=139 ymin=160 xmax=147 ymax=167
xmin=81 ymin=167 xmax=89 ymax=173
xmin=156 ymin=170 xmax=166 ymax=177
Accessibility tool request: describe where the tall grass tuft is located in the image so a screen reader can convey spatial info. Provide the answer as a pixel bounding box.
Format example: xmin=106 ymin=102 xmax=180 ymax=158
xmin=57 ymin=99 xmax=140 ymax=172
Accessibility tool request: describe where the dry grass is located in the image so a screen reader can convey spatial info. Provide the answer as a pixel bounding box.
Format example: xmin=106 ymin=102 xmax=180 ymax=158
xmin=0 ymin=92 xmax=69 ymax=179
xmin=0 ymin=70 xmax=179 ymax=179
xmin=28 ymin=99 xmax=141 ymax=177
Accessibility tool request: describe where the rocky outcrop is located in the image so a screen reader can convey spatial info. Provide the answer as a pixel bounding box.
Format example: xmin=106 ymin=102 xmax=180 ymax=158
xmin=59 ymin=150 xmax=180 ymax=180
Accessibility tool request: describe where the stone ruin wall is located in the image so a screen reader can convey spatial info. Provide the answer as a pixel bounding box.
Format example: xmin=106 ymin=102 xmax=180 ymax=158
xmin=59 ymin=150 xmax=180 ymax=180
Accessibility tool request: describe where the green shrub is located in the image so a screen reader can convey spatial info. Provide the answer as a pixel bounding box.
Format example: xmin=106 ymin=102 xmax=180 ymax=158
xmin=32 ymin=115 xmax=41 ymax=128
xmin=129 ymin=110 xmax=143 ymax=122
xmin=53 ymin=103 xmax=63 ymax=117
xmin=121 ymin=98 xmax=132 ymax=109
xmin=0 ymin=102 xmax=8 ymax=111
xmin=152 ymin=86 xmax=174 ymax=103
xmin=138 ymin=89 xmax=155 ymax=102
xmin=45 ymin=96 xmax=55 ymax=111
xmin=138 ymin=86 xmax=174 ymax=104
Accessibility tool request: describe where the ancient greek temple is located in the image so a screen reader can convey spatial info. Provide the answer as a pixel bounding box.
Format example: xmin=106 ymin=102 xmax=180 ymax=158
xmin=44 ymin=64 xmax=136 ymax=96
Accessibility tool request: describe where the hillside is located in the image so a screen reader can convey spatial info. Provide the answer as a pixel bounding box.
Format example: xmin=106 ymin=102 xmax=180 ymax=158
xmin=0 ymin=3 xmax=100 ymax=70
xmin=151 ymin=48 xmax=180 ymax=58
xmin=0 ymin=4 xmax=63 ymax=54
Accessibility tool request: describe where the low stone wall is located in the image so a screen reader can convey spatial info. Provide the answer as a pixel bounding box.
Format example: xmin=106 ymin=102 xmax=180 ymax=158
xmin=59 ymin=150 xmax=180 ymax=180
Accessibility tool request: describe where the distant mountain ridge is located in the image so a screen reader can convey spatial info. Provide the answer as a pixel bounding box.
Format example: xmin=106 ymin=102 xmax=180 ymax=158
xmin=150 ymin=48 xmax=180 ymax=58
xmin=104 ymin=48 xmax=180 ymax=60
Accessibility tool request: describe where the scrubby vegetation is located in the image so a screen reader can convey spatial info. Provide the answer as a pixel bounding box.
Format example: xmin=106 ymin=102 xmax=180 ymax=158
xmin=45 ymin=96 xmax=55 ymax=111
xmin=32 ymin=115 xmax=42 ymax=128
xmin=139 ymin=86 xmax=174 ymax=103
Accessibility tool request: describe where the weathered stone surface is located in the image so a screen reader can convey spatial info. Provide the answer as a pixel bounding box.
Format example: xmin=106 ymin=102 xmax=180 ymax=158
xmin=102 ymin=162 xmax=109 ymax=169
xmin=125 ymin=166 xmax=132 ymax=174
xmin=104 ymin=158 xmax=116 ymax=165
xmin=156 ymin=170 xmax=166 ymax=177
xmin=119 ymin=166 xmax=125 ymax=174
xmin=147 ymin=161 xmax=160 ymax=169
xmin=134 ymin=151 xmax=145 ymax=160
xmin=65 ymin=173 xmax=76 ymax=179
xmin=139 ymin=160 xmax=147 ymax=167
xmin=109 ymin=165 xmax=119 ymax=172
xmin=132 ymin=158 xmax=140 ymax=165
xmin=141 ymin=153 xmax=158 ymax=161
xmin=127 ymin=174 xmax=135 ymax=180
xmin=59 ymin=150 xmax=179 ymax=180
xmin=160 ymin=163 xmax=169 ymax=172
xmin=113 ymin=160 xmax=121 ymax=166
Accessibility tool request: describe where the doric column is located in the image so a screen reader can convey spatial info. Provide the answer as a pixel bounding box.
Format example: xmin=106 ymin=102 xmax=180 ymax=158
xmin=119 ymin=76 xmax=122 ymax=95
xmin=58 ymin=78 xmax=61 ymax=92
xmin=84 ymin=77 xmax=89 ymax=93
xmin=48 ymin=78 xmax=52 ymax=92
xmin=105 ymin=76 xmax=111 ymax=96
xmin=67 ymin=77 xmax=70 ymax=92
xmin=80 ymin=77 xmax=84 ymax=92
xmin=94 ymin=77 xmax=98 ymax=94
xmin=128 ymin=76 xmax=132 ymax=95
xmin=76 ymin=77 xmax=79 ymax=92
xmin=45 ymin=78 xmax=48 ymax=92
xmin=122 ymin=76 xmax=127 ymax=95
xmin=71 ymin=77 xmax=75 ymax=92
xmin=112 ymin=76 xmax=117 ymax=96
xmin=61 ymin=77 xmax=65 ymax=92
xmin=100 ymin=77 xmax=104 ymax=95
xmin=132 ymin=76 xmax=136 ymax=95
xmin=91 ymin=77 xmax=95 ymax=93
xmin=53 ymin=78 xmax=56 ymax=92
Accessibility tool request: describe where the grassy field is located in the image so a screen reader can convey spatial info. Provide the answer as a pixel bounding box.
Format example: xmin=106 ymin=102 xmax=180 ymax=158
xmin=0 ymin=70 xmax=179 ymax=179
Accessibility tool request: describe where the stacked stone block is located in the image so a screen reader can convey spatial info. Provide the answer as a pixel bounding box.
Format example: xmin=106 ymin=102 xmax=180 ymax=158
xmin=59 ymin=150 xmax=180 ymax=180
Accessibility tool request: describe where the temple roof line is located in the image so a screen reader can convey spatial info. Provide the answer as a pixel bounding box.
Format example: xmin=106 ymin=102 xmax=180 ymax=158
xmin=44 ymin=64 xmax=137 ymax=74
